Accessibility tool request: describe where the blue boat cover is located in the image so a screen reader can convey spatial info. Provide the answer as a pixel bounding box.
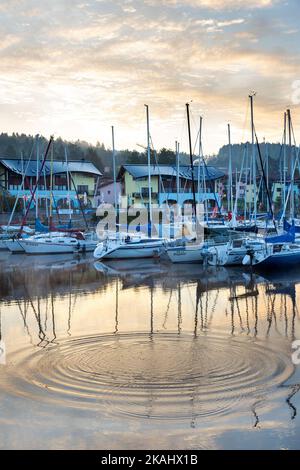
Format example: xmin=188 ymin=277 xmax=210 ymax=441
xmin=266 ymin=222 xmax=295 ymax=244
xmin=35 ymin=218 xmax=49 ymax=233
xmin=283 ymin=219 xmax=300 ymax=234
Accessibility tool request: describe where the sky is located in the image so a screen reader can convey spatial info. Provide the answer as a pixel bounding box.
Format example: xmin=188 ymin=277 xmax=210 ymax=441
xmin=0 ymin=0 xmax=299 ymax=155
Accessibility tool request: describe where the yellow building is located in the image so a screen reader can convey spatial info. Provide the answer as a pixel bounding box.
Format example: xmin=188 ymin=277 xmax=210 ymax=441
xmin=118 ymin=164 xmax=225 ymax=208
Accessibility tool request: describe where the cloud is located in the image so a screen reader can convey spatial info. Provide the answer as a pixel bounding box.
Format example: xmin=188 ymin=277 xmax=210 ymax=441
xmin=0 ymin=0 xmax=298 ymax=153
xmin=145 ymin=0 xmax=276 ymax=10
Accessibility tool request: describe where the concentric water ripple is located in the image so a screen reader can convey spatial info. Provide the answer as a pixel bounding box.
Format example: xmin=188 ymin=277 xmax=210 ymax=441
xmin=3 ymin=332 xmax=294 ymax=421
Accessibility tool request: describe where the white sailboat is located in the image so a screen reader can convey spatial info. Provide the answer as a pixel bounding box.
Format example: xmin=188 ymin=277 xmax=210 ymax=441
xmin=21 ymin=232 xmax=97 ymax=255
xmin=93 ymin=234 xmax=164 ymax=260
xmin=207 ymin=237 xmax=265 ymax=266
xmin=94 ymin=106 xmax=166 ymax=260
xmin=166 ymin=242 xmax=205 ymax=263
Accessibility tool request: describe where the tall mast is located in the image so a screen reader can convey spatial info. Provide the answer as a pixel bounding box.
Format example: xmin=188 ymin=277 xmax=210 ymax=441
xmin=18 ymin=136 xmax=54 ymax=236
xmin=49 ymin=138 xmax=54 ymax=229
xmin=64 ymin=146 xmax=72 ymax=225
xmin=21 ymin=150 xmax=26 ymax=215
xmin=111 ymin=125 xmax=117 ymax=209
xmin=249 ymin=93 xmax=257 ymax=222
xmin=198 ymin=116 xmax=203 ymax=202
xmin=264 ymin=138 xmax=269 ymax=213
xmin=144 ymin=104 xmax=152 ymax=229
xmin=186 ymin=103 xmax=197 ymax=219
xmin=283 ymin=111 xmax=287 ymax=215
xmin=287 ymin=109 xmax=294 ymax=219
xmin=176 ymin=140 xmax=180 ymax=204
xmin=35 ymin=135 xmax=39 ymax=221
xmin=227 ymin=123 xmax=233 ymax=214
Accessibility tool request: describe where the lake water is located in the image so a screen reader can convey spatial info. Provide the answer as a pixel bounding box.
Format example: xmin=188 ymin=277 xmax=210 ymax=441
xmin=0 ymin=251 xmax=299 ymax=449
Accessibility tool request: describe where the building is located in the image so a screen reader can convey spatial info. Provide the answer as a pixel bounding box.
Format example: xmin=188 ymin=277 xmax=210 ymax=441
xmin=94 ymin=177 xmax=122 ymax=206
xmin=117 ymin=164 xmax=225 ymax=208
xmin=0 ymin=158 xmax=102 ymax=209
xmin=271 ymin=182 xmax=299 ymax=203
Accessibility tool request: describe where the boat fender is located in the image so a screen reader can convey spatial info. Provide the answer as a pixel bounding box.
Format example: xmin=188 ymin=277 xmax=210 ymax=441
xmin=242 ymin=255 xmax=251 ymax=266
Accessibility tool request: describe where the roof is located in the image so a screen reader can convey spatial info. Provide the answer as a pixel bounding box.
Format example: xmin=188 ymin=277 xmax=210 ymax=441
xmin=0 ymin=159 xmax=102 ymax=177
xmin=118 ymin=164 xmax=224 ymax=181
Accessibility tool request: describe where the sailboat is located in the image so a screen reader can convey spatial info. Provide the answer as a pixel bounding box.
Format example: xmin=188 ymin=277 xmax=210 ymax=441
xmin=93 ymin=233 xmax=165 ymax=260
xmin=207 ymin=236 xmax=265 ymax=266
xmin=21 ymin=231 xmax=96 ymax=254
xmin=165 ymin=105 xmax=217 ymax=263
xmin=243 ymin=223 xmax=300 ymax=268
xmin=94 ymin=107 xmax=166 ymax=260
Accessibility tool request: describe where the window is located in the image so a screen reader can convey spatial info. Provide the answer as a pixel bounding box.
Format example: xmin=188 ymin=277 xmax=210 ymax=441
xmin=77 ymin=185 xmax=89 ymax=194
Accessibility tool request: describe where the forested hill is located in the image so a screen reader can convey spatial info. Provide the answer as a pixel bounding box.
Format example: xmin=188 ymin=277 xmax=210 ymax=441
xmin=0 ymin=132 xmax=190 ymax=176
xmin=0 ymin=133 xmax=292 ymax=179
xmin=209 ymin=142 xmax=294 ymax=179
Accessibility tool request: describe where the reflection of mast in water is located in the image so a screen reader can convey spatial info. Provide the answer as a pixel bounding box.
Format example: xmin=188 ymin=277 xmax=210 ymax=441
xmin=16 ymin=299 xmax=34 ymax=345
xmin=266 ymin=282 xmax=297 ymax=339
xmin=286 ymin=384 xmax=300 ymax=420
xmin=28 ymin=294 xmax=47 ymax=347
xmin=150 ymin=286 xmax=154 ymax=337
xmin=162 ymin=289 xmax=173 ymax=330
xmin=67 ymin=272 xmax=72 ymax=336
xmin=177 ymin=283 xmax=182 ymax=335
xmin=114 ymin=278 xmax=119 ymax=334
xmin=251 ymin=400 xmax=261 ymax=429
xmin=50 ymin=292 xmax=57 ymax=343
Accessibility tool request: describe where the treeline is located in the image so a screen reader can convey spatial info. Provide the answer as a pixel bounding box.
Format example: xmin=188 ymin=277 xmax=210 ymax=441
xmin=0 ymin=133 xmax=189 ymax=176
xmin=0 ymin=133 xmax=293 ymax=179
xmin=209 ymin=142 xmax=297 ymax=179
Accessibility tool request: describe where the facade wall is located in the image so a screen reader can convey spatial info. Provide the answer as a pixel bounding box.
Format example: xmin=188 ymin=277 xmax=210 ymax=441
xmin=124 ymin=173 xmax=159 ymax=205
xmin=0 ymin=163 xmax=6 ymax=190
xmin=71 ymin=173 xmax=97 ymax=196
xmin=122 ymin=169 xmax=222 ymax=208
xmin=96 ymin=182 xmax=121 ymax=205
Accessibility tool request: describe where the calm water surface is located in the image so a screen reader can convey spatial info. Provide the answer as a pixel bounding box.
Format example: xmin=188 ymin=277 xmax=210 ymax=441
xmin=0 ymin=251 xmax=299 ymax=449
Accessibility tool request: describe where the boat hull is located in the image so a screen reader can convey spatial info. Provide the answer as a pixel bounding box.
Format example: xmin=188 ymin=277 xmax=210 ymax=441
xmin=166 ymin=246 xmax=203 ymax=263
xmin=94 ymin=239 xmax=165 ymax=260
xmin=254 ymin=251 xmax=300 ymax=269
xmin=22 ymin=241 xmax=77 ymax=254
xmin=102 ymin=243 xmax=163 ymax=259
xmin=5 ymin=239 xmax=25 ymax=253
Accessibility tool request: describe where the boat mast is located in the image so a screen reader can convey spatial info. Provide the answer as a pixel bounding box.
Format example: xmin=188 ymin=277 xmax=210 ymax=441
xmin=64 ymin=146 xmax=72 ymax=226
xmin=186 ymin=103 xmax=197 ymax=220
xmin=112 ymin=125 xmax=117 ymax=210
xmin=249 ymin=93 xmax=257 ymax=223
xmin=265 ymin=139 xmax=269 ymax=213
xmin=176 ymin=140 xmax=180 ymax=205
xmin=21 ymin=150 xmax=26 ymax=215
xmin=145 ymin=105 xmax=152 ymax=231
xmin=227 ymin=123 xmax=233 ymax=214
xmin=197 ymin=116 xmax=203 ymax=204
xmin=287 ymin=109 xmax=294 ymax=219
xmin=283 ymin=111 xmax=287 ymax=216
xmin=35 ymin=135 xmax=39 ymax=221
xmin=18 ymin=136 xmax=54 ymax=236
